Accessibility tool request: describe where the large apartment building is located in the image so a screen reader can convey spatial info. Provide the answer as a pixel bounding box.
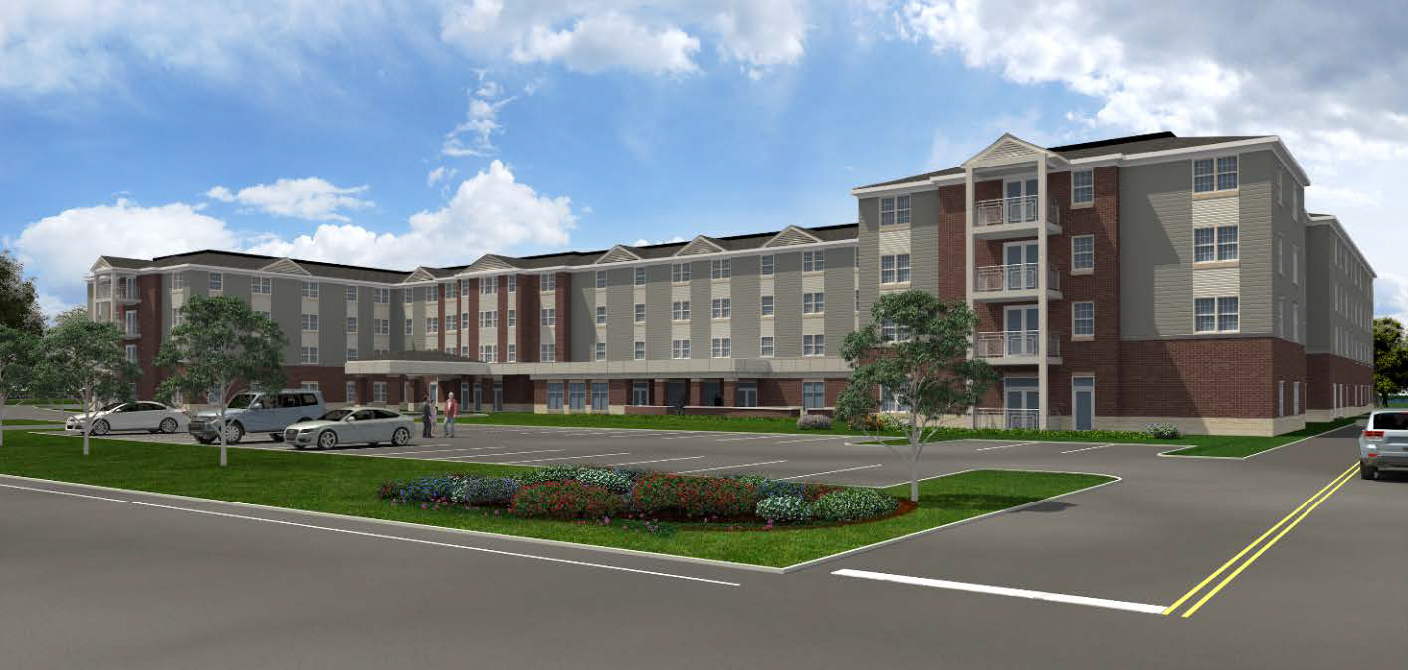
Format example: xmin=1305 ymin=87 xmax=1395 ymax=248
xmin=86 ymin=131 xmax=1375 ymax=435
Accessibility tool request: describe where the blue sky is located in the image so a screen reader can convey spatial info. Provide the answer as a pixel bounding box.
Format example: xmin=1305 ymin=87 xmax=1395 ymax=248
xmin=3 ymin=1 xmax=1405 ymax=321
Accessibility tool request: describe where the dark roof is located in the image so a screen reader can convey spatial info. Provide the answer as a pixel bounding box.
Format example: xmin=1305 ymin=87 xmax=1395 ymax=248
xmin=98 ymin=255 xmax=149 ymax=270
xmin=857 ymin=132 xmax=1271 ymax=190
xmin=146 ymin=249 xmax=418 ymax=283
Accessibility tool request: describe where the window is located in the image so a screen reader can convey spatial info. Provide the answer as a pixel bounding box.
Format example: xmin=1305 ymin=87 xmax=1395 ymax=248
xmin=1195 ymin=297 xmax=1239 ymax=332
xmin=1218 ymin=297 xmax=1239 ymax=332
xmin=803 ymin=292 xmax=824 ymax=314
xmin=373 ymin=382 xmax=387 ymax=403
xmin=1193 ymin=155 xmax=1238 ymax=193
xmin=880 ymin=254 xmax=911 ymax=284
xmin=461 ymin=345 xmax=469 ymax=357
xmin=591 ymin=383 xmax=608 ymax=411
xmin=672 ymin=339 xmax=691 ymax=359
xmin=880 ymin=195 xmax=911 ymax=226
xmin=460 ymin=312 xmax=469 ymax=330
xmin=671 ymin=263 xmax=691 ymax=283
xmin=672 ymin=300 xmax=691 ymax=321
xmin=171 ymin=273 xmax=187 ymax=290
xmin=1276 ymin=298 xmax=1285 ymax=338
xmin=480 ymin=345 xmax=498 ymax=362
xmin=711 ymin=337 xmax=731 ymax=358
xmin=547 ymin=382 xmax=564 ymax=409
xmin=595 ymin=305 xmax=607 ymax=325
xmin=761 ymin=295 xmax=774 ymax=317
xmin=1291 ymin=187 xmax=1299 ymax=220
xmin=1277 ymin=235 xmax=1284 ymax=275
xmin=403 ymin=289 xmax=413 ymax=304
xmin=301 ymin=281 xmax=319 ymax=298
xmin=881 ymin=319 xmax=896 ymax=342
xmin=404 ymin=318 xmax=413 ymax=335
xmin=761 ymin=255 xmax=774 ymax=276
xmin=540 ymin=273 xmax=557 ymax=291
xmin=426 ymin=317 xmax=438 ymax=333
xmin=124 ymin=310 xmax=138 ymax=335
xmin=760 ymin=336 xmax=775 ymax=357
xmin=1194 ymin=225 xmax=1238 ymax=262
xmin=373 ymin=287 xmax=389 ymax=303
xmin=125 ymin=344 xmax=137 ymax=363
xmin=1072 ymin=235 xmax=1094 ymax=271
xmin=634 ymin=341 xmax=645 ymax=360
xmin=507 ymin=275 xmax=517 ymax=292
xmin=802 ymin=382 xmax=825 ymax=409
xmin=1291 ymin=244 xmax=1298 ymax=283
xmin=569 ymin=383 xmax=586 ymax=410
xmin=634 ymin=303 xmax=646 ymax=323
xmin=301 ymin=314 xmax=318 ymax=332
xmin=1072 ymin=169 xmax=1094 ymax=204
xmin=1291 ymin=302 xmax=1299 ymax=342
xmin=596 ymin=270 xmax=607 ymax=289
xmin=595 ymin=342 xmax=606 ymax=361
xmin=803 ymin=334 xmax=825 ymax=356
xmin=346 ymin=317 xmax=357 ymax=333
xmin=711 ymin=258 xmax=731 ymax=279
xmin=540 ymin=343 xmax=556 ymax=362
xmin=635 ymin=267 xmax=646 ymax=286
xmin=252 ymin=276 xmax=271 ymax=294
xmin=300 ymin=346 xmax=318 ymax=364
xmin=507 ymin=344 xmax=517 ymax=362
xmin=445 ymin=314 xmax=458 ymax=331
xmin=736 ymin=382 xmax=757 ymax=408
xmin=1278 ymin=381 xmax=1285 ymax=417
xmin=346 ymin=286 xmax=357 ymax=302
xmin=507 ymin=309 xmax=516 ymax=326
xmin=632 ymin=381 xmax=650 ymax=406
xmin=540 ymin=308 xmax=556 ymax=326
xmin=346 ymin=348 xmax=358 ymax=361
xmin=1073 ymin=302 xmax=1094 ymax=337
xmin=481 ymin=276 xmax=497 ymax=294
xmin=803 ymin=251 xmax=824 ymax=272
xmin=711 ymin=298 xmax=731 ymax=319
xmin=1217 ymin=226 xmax=1238 ymax=260
xmin=209 ymin=272 xmax=223 ymax=291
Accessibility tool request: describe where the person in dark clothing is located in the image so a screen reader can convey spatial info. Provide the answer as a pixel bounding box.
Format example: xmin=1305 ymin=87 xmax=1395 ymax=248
xmin=420 ymin=394 xmax=434 ymax=438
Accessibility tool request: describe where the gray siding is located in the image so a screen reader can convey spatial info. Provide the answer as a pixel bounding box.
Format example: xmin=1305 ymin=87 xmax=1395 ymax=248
xmin=570 ymin=271 xmax=595 ymax=361
xmin=356 ymin=288 xmax=373 ymax=356
xmin=272 ymin=277 xmax=300 ymax=363
xmin=824 ymin=246 xmax=856 ymax=344
xmin=222 ymin=272 xmax=251 ymax=306
xmin=908 ymin=190 xmax=940 ymax=295
xmin=1237 ymin=151 xmax=1275 ymax=335
xmin=390 ymin=290 xmax=406 ymax=353
xmin=690 ymin=261 xmax=709 ymax=359
xmin=856 ymin=197 xmax=880 ymax=318
xmin=1305 ymin=226 xmax=1332 ymax=350
xmin=411 ymin=287 xmax=425 ymax=349
xmin=189 ymin=270 xmax=211 ymax=299
xmin=646 ymin=264 xmax=671 ymax=360
xmin=319 ymin=283 xmax=346 ymax=366
xmin=773 ymin=251 xmax=802 ymax=357
xmin=1119 ymin=160 xmax=1192 ymax=338
xmin=731 ymin=255 xmax=761 ymax=359
xmin=159 ymin=274 xmax=171 ymax=335
xmin=606 ymin=268 xmax=633 ymax=361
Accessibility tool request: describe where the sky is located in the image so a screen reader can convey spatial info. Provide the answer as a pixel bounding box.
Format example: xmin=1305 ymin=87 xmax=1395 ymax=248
xmin=3 ymin=0 xmax=1408 ymax=322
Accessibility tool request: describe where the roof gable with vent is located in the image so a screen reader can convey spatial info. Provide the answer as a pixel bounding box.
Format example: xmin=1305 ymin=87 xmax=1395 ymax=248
xmin=403 ymin=267 xmax=439 ymax=283
xmin=466 ymin=254 xmax=518 ymax=273
xmin=963 ymin=133 xmax=1054 ymax=168
xmin=260 ymin=258 xmax=311 ymax=275
xmin=762 ymin=225 xmax=822 ymax=248
xmin=673 ymin=236 xmax=725 ymax=257
xmin=595 ymin=245 xmax=642 ymax=264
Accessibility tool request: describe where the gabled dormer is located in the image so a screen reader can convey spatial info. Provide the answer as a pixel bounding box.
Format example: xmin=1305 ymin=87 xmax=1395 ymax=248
xmin=260 ymin=257 xmax=311 ymax=275
xmin=762 ymin=225 xmax=822 ymax=248
xmin=403 ymin=267 xmax=439 ymax=283
xmin=465 ymin=254 xmax=518 ymax=274
xmin=674 ymin=235 xmax=725 ymax=257
xmin=595 ymin=245 xmax=642 ymax=264
xmin=963 ymin=133 xmax=1059 ymax=170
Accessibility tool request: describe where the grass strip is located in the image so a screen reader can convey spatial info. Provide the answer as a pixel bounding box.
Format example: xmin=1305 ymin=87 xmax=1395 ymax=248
xmin=0 ymin=430 xmax=1111 ymax=567
xmin=1160 ymin=417 xmax=1363 ymax=458
xmin=0 ymin=419 xmax=67 ymax=426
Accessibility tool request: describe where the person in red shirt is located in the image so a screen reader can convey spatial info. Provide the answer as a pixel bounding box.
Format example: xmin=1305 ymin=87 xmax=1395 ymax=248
xmin=443 ymin=392 xmax=458 ymax=437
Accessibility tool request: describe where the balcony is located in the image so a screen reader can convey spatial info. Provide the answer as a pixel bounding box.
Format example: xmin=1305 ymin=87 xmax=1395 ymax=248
xmin=973 ymin=196 xmax=1061 ymax=239
xmin=973 ymin=264 xmax=1061 ymax=302
xmin=974 ymin=408 xmax=1039 ymax=430
xmin=974 ymin=330 xmax=1061 ymax=365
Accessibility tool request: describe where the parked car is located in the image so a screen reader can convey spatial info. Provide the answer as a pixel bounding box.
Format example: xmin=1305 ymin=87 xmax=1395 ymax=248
xmin=284 ymin=407 xmax=415 ymax=450
xmin=65 ymin=401 xmax=189 ymax=435
xmin=188 ymin=389 xmax=326 ymax=444
xmin=1359 ymin=410 xmax=1408 ymax=480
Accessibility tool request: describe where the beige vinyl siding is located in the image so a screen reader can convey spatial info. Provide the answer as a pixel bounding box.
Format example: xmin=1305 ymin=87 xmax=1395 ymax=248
xmin=856 ymin=196 xmax=881 ymax=320
xmin=907 ymin=190 xmax=940 ymax=295
xmin=773 ymin=251 xmax=803 ymax=357
xmin=570 ymin=271 xmax=595 ymax=362
xmin=1236 ymin=150 xmax=1275 ymax=335
xmin=824 ymin=246 xmax=856 ymax=343
xmin=320 ymin=283 xmax=346 ymax=366
xmin=645 ymin=264 xmax=671 ymax=360
xmin=606 ymin=268 xmax=633 ymax=360
xmin=690 ymin=260 xmax=710 ymax=359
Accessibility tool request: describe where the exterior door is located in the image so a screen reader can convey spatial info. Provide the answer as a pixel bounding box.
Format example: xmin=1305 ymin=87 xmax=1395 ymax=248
xmin=632 ymin=381 xmax=650 ymax=406
xmin=493 ymin=382 xmax=503 ymax=411
xmin=1003 ymin=242 xmax=1038 ymax=289
xmin=1005 ymin=177 xmax=1039 ymax=223
xmin=473 ymin=383 xmax=482 ymax=411
xmin=1004 ymin=378 xmax=1039 ymax=429
xmin=1004 ymin=306 xmax=1039 ymax=355
xmin=428 ymin=382 xmax=438 ymax=408
xmin=1073 ymin=377 xmax=1094 ymax=431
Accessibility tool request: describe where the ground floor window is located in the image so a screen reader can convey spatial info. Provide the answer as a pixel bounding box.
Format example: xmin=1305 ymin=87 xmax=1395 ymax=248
xmin=373 ymin=382 xmax=387 ymax=403
xmin=802 ymin=381 xmax=825 ymax=409
xmin=345 ymin=382 xmax=357 ymax=403
xmin=300 ymin=382 xmax=319 ymax=391
xmin=591 ymin=382 xmax=608 ymax=411
xmin=632 ymin=381 xmax=650 ymax=406
xmin=737 ymin=382 xmax=757 ymax=408
xmin=547 ymin=382 xmax=564 ymax=409
xmin=569 ymin=382 xmax=586 ymax=410
xmin=880 ymin=386 xmax=903 ymax=412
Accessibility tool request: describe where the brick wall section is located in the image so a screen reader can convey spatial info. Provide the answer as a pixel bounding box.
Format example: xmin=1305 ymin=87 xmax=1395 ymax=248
xmin=935 ymin=183 xmax=969 ymax=300
xmin=497 ymin=281 xmax=509 ymax=362
xmin=463 ymin=278 xmax=479 ymax=358
xmin=758 ymin=378 xmax=799 ymax=406
xmin=1272 ymin=340 xmax=1308 ymax=414
xmin=518 ymin=274 xmax=540 ymax=362
xmin=1306 ymin=353 xmax=1373 ymax=409
xmin=436 ymin=284 xmax=445 ymax=353
xmin=135 ymin=275 xmax=163 ymax=399
xmin=553 ymin=272 xmax=571 ymax=362
xmin=609 ymin=379 xmax=629 ymax=405
xmin=1117 ymin=338 xmax=1283 ymax=418
xmin=1049 ymin=166 xmax=1121 ymax=415
xmin=502 ymin=375 xmax=533 ymax=403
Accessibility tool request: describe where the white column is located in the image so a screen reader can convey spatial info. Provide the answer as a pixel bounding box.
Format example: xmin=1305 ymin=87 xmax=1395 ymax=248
xmin=1036 ymin=160 xmax=1049 ymax=430
xmin=965 ymin=168 xmax=976 ymax=429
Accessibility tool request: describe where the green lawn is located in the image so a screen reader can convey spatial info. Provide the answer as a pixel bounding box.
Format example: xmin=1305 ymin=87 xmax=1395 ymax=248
xmin=8 ymin=398 xmax=78 ymax=406
xmin=1161 ymin=417 xmax=1363 ymax=458
xmin=0 ymin=419 xmax=66 ymax=426
xmin=0 ymin=430 xmax=1112 ymax=568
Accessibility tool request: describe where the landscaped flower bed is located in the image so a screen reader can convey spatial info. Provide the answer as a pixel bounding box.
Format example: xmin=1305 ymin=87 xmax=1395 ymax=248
xmin=377 ymin=466 xmax=908 ymax=530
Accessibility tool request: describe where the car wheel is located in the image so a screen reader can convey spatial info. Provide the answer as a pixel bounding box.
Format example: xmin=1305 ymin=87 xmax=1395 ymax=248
xmin=91 ymin=419 xmax=110 ymax=436
xmin=293 ymin=442 xmax=305 ymax=450
xmin=269 ymin=433 xmax=284 ymax=442
xmin=224 ymin=422 xmax=244 ymax=445
xmin=195 ymin=436 xmax=215 ymax=445
xmin=318 ymin=430 xmax=338 ymax=450
xmin=159 ymin=418 xmax=178 ymax=434
xmin=1359 ymin=462 xmax=1379 ymax=480
xmin=392 ymin=427 xmax=410 ymax=446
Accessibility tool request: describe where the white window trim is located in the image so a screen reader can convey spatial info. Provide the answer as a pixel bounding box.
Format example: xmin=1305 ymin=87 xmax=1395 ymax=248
xmin=1192 ymin=154 xmax=1239 ymax=194
xmin=1071 ymin=169 xmax=1095 ymax=206
xmin=1070 ymin=234 xmax=1095 ymax=274
xmin=1071 ymin=301 xmax=1095 ymax=340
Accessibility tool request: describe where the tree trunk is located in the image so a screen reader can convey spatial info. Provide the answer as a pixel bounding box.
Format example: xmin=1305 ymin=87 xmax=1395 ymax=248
xmin=0 ymin=394 xmax=7 ymax=447
xmin=908 ymin=435 xmax=920 ymax=503
xmin=218 ymin=405 xmax=227 ymax=467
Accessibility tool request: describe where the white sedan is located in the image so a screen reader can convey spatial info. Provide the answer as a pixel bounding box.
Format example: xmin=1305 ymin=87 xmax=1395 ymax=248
xmin=284 ymin=407 xmax=415 ymax=450
xmin=66 ymin=401 xmax=190 ymax=435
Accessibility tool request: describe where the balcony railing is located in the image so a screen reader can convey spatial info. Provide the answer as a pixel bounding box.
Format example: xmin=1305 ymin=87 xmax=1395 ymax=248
xmin=975 ymin=408 xmax=1039 ymax=430
xmin=973 ymin=264 xmax=1060 ymax=293
xmin=974 ymin=331 xmax=1061 ymax=360
xmin=974 ymin=196 xmax=1060 ymax=228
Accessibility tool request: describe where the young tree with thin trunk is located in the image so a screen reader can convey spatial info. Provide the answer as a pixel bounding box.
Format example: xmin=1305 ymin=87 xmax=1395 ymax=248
xmin=155 ymin=296 xmax=287 ymax=467
xmin=835 ymin=291 xmax=998 ymax=503
xmin=38 ymin=309 xmax=138 ymax=456
xmin=0 ymin=325 xmax=40 ymax=446
xmin=1373 ymin=317 xmax=1408 ymax=406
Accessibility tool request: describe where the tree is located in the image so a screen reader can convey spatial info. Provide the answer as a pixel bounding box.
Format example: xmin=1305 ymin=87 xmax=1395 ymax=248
xmin=835 ymin=291 xmax=999 ymax=502
xmin=154 ymin=296 xmax=287 ymax=467
xmin=0 ymin=325 xmax=40 ymax=446
xmin=1373 ymin=317 xmax=1408 ymax=406
xmin=38 ymin=309 xmax=138 ymax=456
xmin=0 ymin=250 xmax=44 ymax=334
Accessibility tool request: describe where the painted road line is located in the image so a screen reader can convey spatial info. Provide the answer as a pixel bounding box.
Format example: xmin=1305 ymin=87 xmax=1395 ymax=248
xmin=974 ymin=441 xmax=1039 ymax=452
xmin=1163 ymin=463 xmax=1358 ymax=617
xmin=606 ymin=456 xmax=707 ymax=467
xmin=677 ymin=460 xmax=789 ymax=474
xmin=772 ymin=436 xmax=846 ymax=444
xmin=431 ymin=449 xmax=564 ymax=461
xmin=500 ymin=452 xmax=631 ymax=464
xmin=0 ymin=482 xmax=739 ymax=587
xmin=832 ymin=569 xmax=1166 ymax=615
xmin=1178 ymin=464 xmax=1358 ymax=618
xmin=1060 ymin=443 xmax=1115 ymax=454
xmin=778 ymin=464 xmax=884 ymax=481
xmin=714 ymin=435 xmax=782 ymax=442
xmin=356 ymin=446 xmax=506 ymax=457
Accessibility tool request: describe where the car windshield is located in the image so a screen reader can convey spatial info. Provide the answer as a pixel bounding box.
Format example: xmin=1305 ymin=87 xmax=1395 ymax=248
xmin=320 ymin=409 xmax=353 ymax=421
xmin=226 ymin=394 xmax=257 ymax=409
xmin=99 ymin=402 xmax=124 ymax=412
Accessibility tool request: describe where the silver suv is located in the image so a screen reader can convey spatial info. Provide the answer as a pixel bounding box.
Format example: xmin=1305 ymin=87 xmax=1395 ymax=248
xmin=1359 ymin=410 xmax=1408 ymax=480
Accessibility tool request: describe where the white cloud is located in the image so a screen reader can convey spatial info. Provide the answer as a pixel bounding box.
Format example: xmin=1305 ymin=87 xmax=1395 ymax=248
xmin=510 ymin=12 xmax=700 ymax=76
xmin=710 ymin=1 xmax=809 ymax=79
xmin=443 ymin=88 xmax=515 ymax=157
xmin=426 ymin=166 xmax=458 ymax=187
xmin=204 ymin=177 xmax=373 ymax=222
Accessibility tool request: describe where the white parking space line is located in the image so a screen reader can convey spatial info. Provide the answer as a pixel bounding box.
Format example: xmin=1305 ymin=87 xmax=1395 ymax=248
xmin=1060 ymin=443 xmax=1115 ymax=454
xmin=772 ymin=436 xmax=845 ymax=444
xmin=713 ymin=435 xmax=779 ymax=442
xmin=607 ymin=456 xmax=707 ymax=467
xmin=677 ymin=460 xmax=788 ymax=474
xmin=777 ymin=464 xmax=883 ymax=481
xmin=974 ymin=441 xmax=1039 ymax=452
xmin=358 ymin=446 xmax=506 ymax=457
xmin=431 ymin=449 xmax=563 ymax=461
xmin=500 ymin=452 xmax=630 ymax=464
xmin=831 ymin=569 xmax=1165 ymax=615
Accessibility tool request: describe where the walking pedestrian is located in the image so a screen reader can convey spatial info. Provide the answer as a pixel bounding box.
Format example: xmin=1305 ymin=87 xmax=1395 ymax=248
xmin=443 ymin=392 xmax=458 ymax=437
xmin=421 ymin=393 xmax=435 ymax=438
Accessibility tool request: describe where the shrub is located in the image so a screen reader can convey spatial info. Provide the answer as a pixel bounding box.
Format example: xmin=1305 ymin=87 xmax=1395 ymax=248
xmin=516 ymin=466 xmax=634 ymax=494
xmin=453 ymin=477 xmax=521 ymax=505
xmin=388 ymin=475 xmax=463 ymax=503
xmin=729 ymin=475 xmax=808 ymax=501
xmin=848 ymin=412 xmax=904 ymax=433
xmin=755 ymin=496 xmax=814 ymax=524
xmin=1143 ymin=423 xmax=1182 ymax=439
xmin=812 ymin=488 xmax=899 ymax=522
xmin=797 ymin=413 xmax=832 ymax=430
xmin=516 ymin=465 xmax=588 ymax=486
xmin=631 ymin=474 xmax=758 ymax=518
xmin=509 ymin=481 xmax=625 ymax=520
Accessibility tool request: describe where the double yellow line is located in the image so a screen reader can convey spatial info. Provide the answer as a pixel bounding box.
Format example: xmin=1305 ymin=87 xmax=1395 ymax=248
xmin=1163 ymin=463 xmax=1358 ymax=618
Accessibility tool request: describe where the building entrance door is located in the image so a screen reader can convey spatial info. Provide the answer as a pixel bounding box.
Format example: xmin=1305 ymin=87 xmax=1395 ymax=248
xmin=1004 ymin=377 xmax=1039 ymax=429
xmin=1073 ymin=377 xmax=1094 ymax=431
